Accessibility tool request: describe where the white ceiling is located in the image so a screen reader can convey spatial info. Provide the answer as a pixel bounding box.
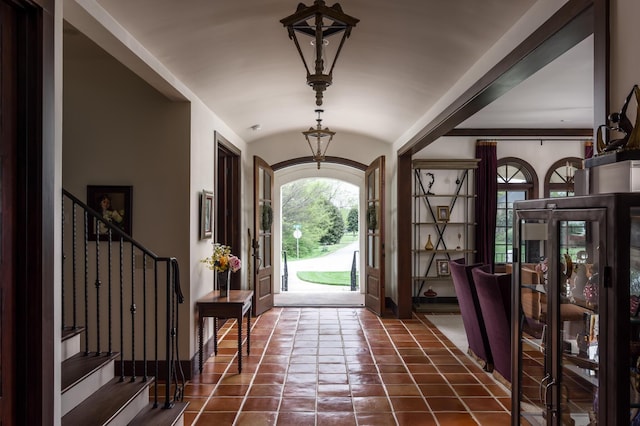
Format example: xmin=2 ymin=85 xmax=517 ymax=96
xmin=69 ymin=0 xmax=591 ymax=145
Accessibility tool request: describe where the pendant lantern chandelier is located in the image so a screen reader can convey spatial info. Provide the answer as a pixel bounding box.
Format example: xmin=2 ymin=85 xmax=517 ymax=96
xmin=280 ymin=0 xmax=359 ymax=106
xmin=303 ymin=109 xmax=335 ymax=169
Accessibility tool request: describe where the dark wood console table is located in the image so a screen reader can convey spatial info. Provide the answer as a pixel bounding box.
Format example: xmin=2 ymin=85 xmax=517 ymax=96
xmin=196 ymin=290 xmax=253 ymax=373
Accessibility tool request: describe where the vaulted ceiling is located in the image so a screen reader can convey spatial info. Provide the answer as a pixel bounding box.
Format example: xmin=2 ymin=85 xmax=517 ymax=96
xmin=66 ymin=0 xmax=593 ymax=145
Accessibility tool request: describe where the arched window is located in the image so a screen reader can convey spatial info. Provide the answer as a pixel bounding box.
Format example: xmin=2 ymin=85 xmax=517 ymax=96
xmin=544 ymin=157 xmax=582 ymax=197
xmin=495 ymin=158 xmax=538 ymax=264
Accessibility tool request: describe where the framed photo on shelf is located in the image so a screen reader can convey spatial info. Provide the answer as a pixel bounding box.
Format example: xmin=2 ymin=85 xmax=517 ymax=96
xmin=436 ymin=259 xmax=450 ymax=276
xmin=437 ymin=205 xmax=450 ymax=222
xmin=200 ymin=190 xmax=213 ymax=239
xmin=86 ymin=185 xmax=132 ymax=241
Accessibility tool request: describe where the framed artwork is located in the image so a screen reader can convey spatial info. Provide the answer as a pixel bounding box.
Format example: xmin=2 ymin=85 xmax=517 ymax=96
xmin=87 ymin=185 xmax=132 ymax=240
xmin=436 ymin=259 xmax=450 ymax=277
xmin=200 ymin=190 xmax=213 ymax=239
xmin=437 ymin=205 xmax=450 ymax=222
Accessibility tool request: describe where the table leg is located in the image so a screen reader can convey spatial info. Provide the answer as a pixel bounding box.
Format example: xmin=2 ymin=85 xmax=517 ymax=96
xmin=247 ymin=309 xmax=251 ymax=355
xmin=213 ymin=317 xmax=218 ymax=356
xmin=237 ymin=315 xmax=242 ymax=373
xmin=199 ymin=317 xmax=204 ymax=373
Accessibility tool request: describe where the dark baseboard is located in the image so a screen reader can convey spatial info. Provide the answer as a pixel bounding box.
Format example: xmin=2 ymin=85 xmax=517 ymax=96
xmin=115 ymin=359 xmax=193 ymax=381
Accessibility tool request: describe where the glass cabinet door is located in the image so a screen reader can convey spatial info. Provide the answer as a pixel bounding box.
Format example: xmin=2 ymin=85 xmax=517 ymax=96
xmin=515 ymin=209 xmax=605 ymax=426
xmin=630 ymin=210 xmax=640 ymax=424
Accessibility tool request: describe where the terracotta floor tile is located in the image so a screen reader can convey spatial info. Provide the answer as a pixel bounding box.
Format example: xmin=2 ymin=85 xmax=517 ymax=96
xmin=348 ymin=373 xmax=382 ymax=385
xmin=317 ymin=383 xmax=351 ymax=397
xmin=318 ymin=373 xmax=349 ymax=384
xmin=419 ymin=384 xmax=456 ymax=397
xmin=352 ymin=396 xmax=392 ymax=412
xmin=282 ymin=383 xmax=317 ymax=397
xmin=355 ymin=412 xmax=397 ymax=426
xmin=427 ymin=396 xmax=466 ymax=412
xmin=248 ymin=384 xmax=284 ymax=397
xmin=194 ymin=412 xmax=238 ymax=424
xmin=349 ymin=384 xmax=387 ymax=397
xmin=384 ymin=384 xmax=422 ymax=396
xmin=381 ymin=372 xmax=416 ymax=385
xmin=412 ymin=373 xmax=447 ymax=385
xmin=279 ymin=397 xmax=316 ymax=412
xmin=212 ymin=384 xmax=250 ymax=397
xmin=235 ymin=411 xmax=278 ymax=425
xmin=452 ymin=384 xmax=492 ymax=397
xmin=461 ymin=397 xmax=506 ymax=412
xmin=276 ymin=411 xmax=316 ymax=426
xmin=443 ymin=372 xmax=482 ymax=385
xmin=242 ymin=397 xmax=281 ymax=412
xmin=474 ymin=412 xmax=512 ymax=425
xmin=316 ymin=411 xmax=357 ymax=426
xmin=253 ymin=373 xmax=285 ymax=385
xmin=434 ymin=412 xmax=479 ymax=425
xmin=389 ymin=396 xmax=429 ymax=411
xmin=318 ymin=363 xmax=347 ymax=374
xmin=317 ymin=396 xmax=354 ymax=412
xmin=203 ymin=396 xmax=244 ymax=412
xmin=394 ymin=411 xmax=437 ymax=425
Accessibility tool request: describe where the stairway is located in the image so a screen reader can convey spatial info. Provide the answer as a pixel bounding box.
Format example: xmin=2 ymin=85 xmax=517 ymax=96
xmin=60 ymin=327 xmax=188 ymax=425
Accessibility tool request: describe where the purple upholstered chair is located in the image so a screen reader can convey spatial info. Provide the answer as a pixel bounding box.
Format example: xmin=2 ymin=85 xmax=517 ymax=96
xmin=472 ymin=267 xmax=512 ymax=385
xmin=449 ymin=259 xmax=493 ymax=371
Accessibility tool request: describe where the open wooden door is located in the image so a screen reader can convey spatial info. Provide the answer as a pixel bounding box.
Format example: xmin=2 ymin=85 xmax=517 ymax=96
xmin=252 ymin=156 xmax=274 ymax=316
xmin=365 ymin=156 xmax=385 ymax=315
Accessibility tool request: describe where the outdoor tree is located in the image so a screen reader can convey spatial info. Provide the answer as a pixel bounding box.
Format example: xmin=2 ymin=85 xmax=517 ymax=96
xmin=346 ymin=206 xmax=358 ymax=235
xmin=281 ymin=178 xmax=353 ymax=257
xmin=319 ymin=199 xmax=344 ymax=245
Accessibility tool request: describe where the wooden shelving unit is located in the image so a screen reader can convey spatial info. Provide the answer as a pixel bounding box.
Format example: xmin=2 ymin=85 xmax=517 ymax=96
xmin=412 ymin=159 xmax=478 ymax=309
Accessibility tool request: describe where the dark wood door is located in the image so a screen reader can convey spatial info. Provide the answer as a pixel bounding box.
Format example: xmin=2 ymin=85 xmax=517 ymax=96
xmin=0 ymin=1 xmax=18 ymax=422
xmin=365 ymin=156 xmax=385 ymax=315
xmin=252 ymin=156 xmax=274 ymax=316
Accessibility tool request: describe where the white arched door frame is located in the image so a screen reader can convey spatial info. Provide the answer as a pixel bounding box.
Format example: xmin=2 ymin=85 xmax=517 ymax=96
xmin=273 ymin=163 xmax=366 ymax=295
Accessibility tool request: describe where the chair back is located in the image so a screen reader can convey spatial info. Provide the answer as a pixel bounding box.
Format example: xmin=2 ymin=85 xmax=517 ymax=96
xmin=449 ymin=258 xmax=493 ymax=371
xmin=471 ymin=267 xmax=512 ymax=384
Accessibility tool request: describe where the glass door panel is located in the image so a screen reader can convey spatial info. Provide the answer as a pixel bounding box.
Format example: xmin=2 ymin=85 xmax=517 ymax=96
xmin=557 ymin=218 xmax=599 ymax=426
xmin=517 ymin=218 xmax=549 ymax=426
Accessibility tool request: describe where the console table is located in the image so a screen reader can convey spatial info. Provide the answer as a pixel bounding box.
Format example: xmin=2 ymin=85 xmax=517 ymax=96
xmin=196 ymin=290 xmax=253 ymax=373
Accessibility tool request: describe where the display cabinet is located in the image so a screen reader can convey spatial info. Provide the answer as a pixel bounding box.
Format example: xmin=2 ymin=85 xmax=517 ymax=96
xmin=412 ymin=159 xmax=478 ymax=306
xmin=512 ymin=193 xmax=640 ymax=426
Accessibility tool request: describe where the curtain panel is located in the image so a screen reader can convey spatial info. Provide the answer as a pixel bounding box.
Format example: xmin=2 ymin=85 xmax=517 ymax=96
xmin=475 ymin=141 xmax=497 ymax=271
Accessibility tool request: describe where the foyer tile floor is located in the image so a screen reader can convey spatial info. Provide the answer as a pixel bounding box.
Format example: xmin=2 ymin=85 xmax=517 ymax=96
xmin=180 ymin=307 xmax=511 ymax=425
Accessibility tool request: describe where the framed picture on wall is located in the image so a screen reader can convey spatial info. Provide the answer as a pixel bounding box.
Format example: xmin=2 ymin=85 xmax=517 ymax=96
xmin=200 ymin=190 xmax=213 ymax=239
xmin=436 ymin=259 xmax=450 ymax=277
xmin=437 ymin=205 xmax=450 ymax=222
xmin=86 ymin=185 xmax=132 ymax=241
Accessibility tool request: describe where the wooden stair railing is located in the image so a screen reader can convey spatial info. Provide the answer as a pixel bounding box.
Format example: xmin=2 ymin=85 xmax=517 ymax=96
xmin=61 ymin=189 xmax=186 ymax=420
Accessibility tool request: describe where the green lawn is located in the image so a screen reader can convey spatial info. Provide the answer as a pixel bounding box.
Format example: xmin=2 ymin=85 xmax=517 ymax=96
xmin=296 ymin=271 xmax=358 ymax=286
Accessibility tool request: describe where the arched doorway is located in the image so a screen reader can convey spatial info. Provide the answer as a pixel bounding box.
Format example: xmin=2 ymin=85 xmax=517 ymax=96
xmin=273 ymin=163 xmax=366 ymax=307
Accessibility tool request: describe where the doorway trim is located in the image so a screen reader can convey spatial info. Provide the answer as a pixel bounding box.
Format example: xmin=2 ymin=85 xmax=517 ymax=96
xmin=273 ymin=163 xmax=367 ymax=299
xmin=214 ymin=131 xmax=242 ymax=290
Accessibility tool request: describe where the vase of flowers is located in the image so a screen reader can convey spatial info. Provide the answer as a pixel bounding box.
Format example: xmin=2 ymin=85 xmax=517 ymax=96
xmin=201 ymin=243 xmax=242 ymax=297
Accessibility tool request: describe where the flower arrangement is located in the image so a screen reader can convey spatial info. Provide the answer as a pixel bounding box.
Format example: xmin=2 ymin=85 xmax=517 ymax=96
xmin=201 ymin=243 xmax=242 ymax=273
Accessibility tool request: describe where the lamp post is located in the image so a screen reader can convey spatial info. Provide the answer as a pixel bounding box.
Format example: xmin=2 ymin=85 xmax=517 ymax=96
xmin=293 ymin=224 xmax=302 ymax=258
